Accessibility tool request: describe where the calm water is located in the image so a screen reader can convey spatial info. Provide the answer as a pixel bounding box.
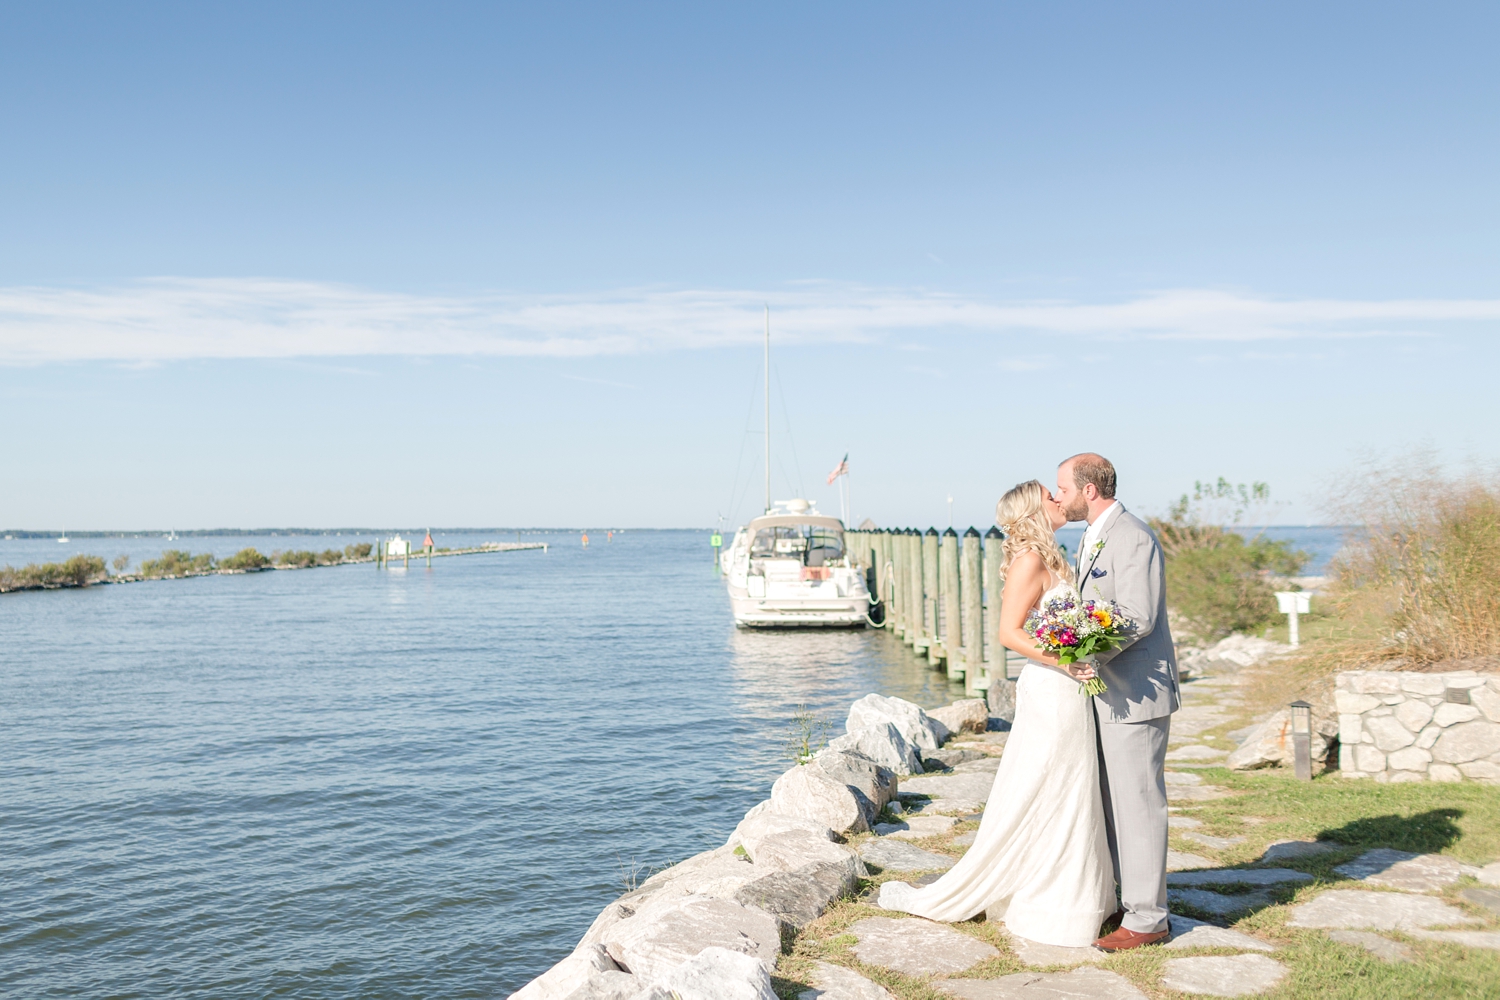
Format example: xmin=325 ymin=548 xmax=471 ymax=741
xmin=0 ymin=525 xmax=1345 ymax=997
xmin=0 ymin=530 xmax=963 ymax=998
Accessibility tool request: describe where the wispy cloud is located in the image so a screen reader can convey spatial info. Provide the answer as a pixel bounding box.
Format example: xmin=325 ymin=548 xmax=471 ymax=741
xmin=0 ymin=277 xmax=1495 ymax=364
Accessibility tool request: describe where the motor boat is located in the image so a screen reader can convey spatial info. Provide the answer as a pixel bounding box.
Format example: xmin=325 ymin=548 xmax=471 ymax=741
xmin=722 ymin=499 xmax=871 ymax=627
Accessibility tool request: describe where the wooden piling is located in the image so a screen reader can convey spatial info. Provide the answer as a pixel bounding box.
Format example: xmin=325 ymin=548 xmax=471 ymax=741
xmin=890 ymin=530 xmax=906 ymax=637
xmin=961 ymin=527 xmax=983 ymax=696
xmin=920 ymin=528 xmax=939 ymax=660
xmin=984 ymin=526 xmax=1005 ymax=681
xmin=940 ymin=528 xmax=961 ymax=678
xmin=907 ymin=530 xmax=924 ymax=650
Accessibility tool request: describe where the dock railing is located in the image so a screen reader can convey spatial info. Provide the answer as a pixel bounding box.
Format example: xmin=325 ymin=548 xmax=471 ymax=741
xmin=845 ymin=527 xmax=1025 ymax=698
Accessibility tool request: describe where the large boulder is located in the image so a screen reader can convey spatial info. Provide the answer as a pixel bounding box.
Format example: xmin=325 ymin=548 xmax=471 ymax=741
xmin=744 ymin=828 xmax=864 ymax=882
xmin=636 ymin=845 xmax=762 ymax=900
xmin=928 ymin=699 xmax=989 ymax=735
xmin=510 ymin=943 xmax=621 ymax=1000
xmin=768 ymin=762 xmax=871 ymax=835
xmin=986 ymin=677 xmax=1017 ymax=723
xmin=1226 ymin=707 xmax=1338 ymax=771
xmin=647 ymin=946 xmax=778 ymax=1000
xmin=1179 ymin=634 xmax=1293 ymax=676
xmin=735 ymin=860 xmax=859 ymax=933
xmin=812 ymin=749 xmax=898 ymax=816
xmin=846 ymin=693 xmax=944 ymax=750
xmin=826 ymin=722 xmax=923 ymax=775
xmin=726 ymin=800 xmax=836 ymax=851
xmin=601 ymin=892 xmax=781 ymax=981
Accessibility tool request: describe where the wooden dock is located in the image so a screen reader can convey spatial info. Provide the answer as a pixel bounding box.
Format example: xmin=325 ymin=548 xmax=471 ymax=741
xmin=845 ymin=527 xmax=1025 ymax=697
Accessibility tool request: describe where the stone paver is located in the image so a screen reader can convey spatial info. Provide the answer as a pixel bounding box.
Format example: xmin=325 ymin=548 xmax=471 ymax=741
xmin=1333 ymin=849 xmax=1480 ymax=891
xmin=1260 ymin=840 xmax=1336 ymax=863
xmin=1168 ymin=784 xmax=1228 ymax=802
xmin=1164 ymin=915 xmax=1275 ymax=952
xmin=1478 ymin=862 xmax=1500 ymax=886
xmin=899 ymin=771 xmax=994 ymax=813
xmin=1166 ymin=850 xmax=1217 ymax=871
xmin=847 ymin=917 xmax=999 ymax=976
xmin=937 ymin=967 xmax=1146 ymax=999
xmin=797 ymin=961 xmax=893 ymax=1000
xmin=1459 ymin=886 xmax=1500 ymax=917
xmin=1164 ymin=771 xmax=1202 ymax=785
xmin=1408 ymin=929 xmax=1500 ymax=950
xmin=1168 ymin=816 xmax=1203 ymax=829
xmin=1160 ymin=954 xmax=1288 ymax=997
xmin=1003 ymin=930 xmax=1106 ymax=967
xmin=1168 ymin=868 xmax=1313 ymax=887
xmin=1326 ymin=929 xmax=1414 ymax=963
xmin=873 ymin=814 xmax=957 ymax=840
xmin=1286 ymin=889 xmax=1481 ymax=930
xmin=858 ymin=838 xmax=956 ymax=873
xmin=1170 ymin=888 xmax=1270 ymax=916
xmin=952 ymin=830 xmax=979 ymax=847
xmin=1183 ymin=832 xmax=1247 ymax=850
xmin=1167 ymin=744 xmax=1229 ymax=761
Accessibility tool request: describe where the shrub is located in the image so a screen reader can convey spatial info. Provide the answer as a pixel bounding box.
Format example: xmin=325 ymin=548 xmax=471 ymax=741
xmin=1148 ymin=479 xmax=1308 ymax=642
xmin=221 ymin=548 xmax=270 ymax=571
xmin=112 ymin=554 xmax=130 ymax=573
xmin=317 ymin=549 xmax=343 ymax=565
xmin=139 ymin=550 xmax=216 ymax=578
xmin=1 ymin=555 xmax=109 ymax=591
xmin=344 ymin=543 xmax=372 ymax=559
xmin=272 ymin=550 xmax=317 ymax=568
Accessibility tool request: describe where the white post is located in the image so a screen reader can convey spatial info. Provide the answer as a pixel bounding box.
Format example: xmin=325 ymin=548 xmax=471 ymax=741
xmin=1275 ymin=591 xmax=1312 ymax=648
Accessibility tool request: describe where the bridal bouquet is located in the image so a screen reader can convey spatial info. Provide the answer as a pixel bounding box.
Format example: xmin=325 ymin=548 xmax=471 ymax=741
xmin=1023 ymin=596 xmax=1134 ymax=696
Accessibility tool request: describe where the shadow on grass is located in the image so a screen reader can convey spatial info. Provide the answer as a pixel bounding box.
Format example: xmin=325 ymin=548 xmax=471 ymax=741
xmin=1318 ymin=808 xmax=1464 ymax=853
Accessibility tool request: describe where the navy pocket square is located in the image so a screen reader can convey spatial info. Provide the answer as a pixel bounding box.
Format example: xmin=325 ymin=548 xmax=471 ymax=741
xmin=1090 ymin=568 xmax=1107 ymax=578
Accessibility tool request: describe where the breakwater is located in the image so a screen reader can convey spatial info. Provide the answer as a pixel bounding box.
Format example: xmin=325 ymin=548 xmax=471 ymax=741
xmin=512 ymin=692 xmax=997 ymax=998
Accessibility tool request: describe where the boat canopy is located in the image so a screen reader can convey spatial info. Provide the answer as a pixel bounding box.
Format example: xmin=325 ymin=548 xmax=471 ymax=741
xmin=745 ymin=514 xmax=845 ymax=532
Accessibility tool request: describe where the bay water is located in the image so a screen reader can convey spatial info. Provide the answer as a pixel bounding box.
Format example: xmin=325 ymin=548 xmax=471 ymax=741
xmin=0 ymin=525 xmax=1342 ymax=997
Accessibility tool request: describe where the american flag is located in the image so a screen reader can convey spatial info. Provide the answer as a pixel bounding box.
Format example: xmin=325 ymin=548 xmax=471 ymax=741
xmin=826 ymin=453 xmax=849 ymax=485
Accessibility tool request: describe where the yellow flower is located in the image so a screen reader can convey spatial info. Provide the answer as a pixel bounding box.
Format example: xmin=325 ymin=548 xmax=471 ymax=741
xmin=1093 ymin=609 xmax=1112 ymax=628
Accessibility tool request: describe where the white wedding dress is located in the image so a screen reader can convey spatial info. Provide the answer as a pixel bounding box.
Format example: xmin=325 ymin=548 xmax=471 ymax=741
xmin=878 ymin=577 xmax=1115 ymax=947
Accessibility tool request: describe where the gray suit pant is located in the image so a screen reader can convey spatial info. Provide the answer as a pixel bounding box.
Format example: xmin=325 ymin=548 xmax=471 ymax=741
xmin=1094 ymin=711 xmax=1171 ymax=934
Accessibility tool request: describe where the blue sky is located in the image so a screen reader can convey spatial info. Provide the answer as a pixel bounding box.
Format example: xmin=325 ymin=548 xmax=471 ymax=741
xmin=2 ymin=2 xmax=1497 ymax=530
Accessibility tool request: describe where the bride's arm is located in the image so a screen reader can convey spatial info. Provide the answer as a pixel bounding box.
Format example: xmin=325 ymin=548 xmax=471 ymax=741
xmin=997 ymin=553 xmax=1062 ymax=668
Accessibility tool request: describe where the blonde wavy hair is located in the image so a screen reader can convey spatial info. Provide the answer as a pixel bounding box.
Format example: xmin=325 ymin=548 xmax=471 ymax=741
xmin=995 ymin=480 xmax=1071 ymax=579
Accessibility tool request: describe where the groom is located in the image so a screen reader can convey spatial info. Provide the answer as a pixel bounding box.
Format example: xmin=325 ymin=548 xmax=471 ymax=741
xmin=1055 ymin=453 xmax=1181 ymax=950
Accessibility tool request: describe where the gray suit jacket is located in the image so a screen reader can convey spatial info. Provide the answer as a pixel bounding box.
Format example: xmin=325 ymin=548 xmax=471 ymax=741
xmin=1077 ymin=505 xmax=1180 ymax=724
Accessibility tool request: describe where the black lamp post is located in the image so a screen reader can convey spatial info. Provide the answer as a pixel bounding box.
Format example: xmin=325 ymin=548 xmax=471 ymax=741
xmin=1290 ymin=700 xmax=1313 ymax=781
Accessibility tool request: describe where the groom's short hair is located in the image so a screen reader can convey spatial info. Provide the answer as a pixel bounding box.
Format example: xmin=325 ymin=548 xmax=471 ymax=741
xmin=1063 ymin=453 xmax=1116 ymax=499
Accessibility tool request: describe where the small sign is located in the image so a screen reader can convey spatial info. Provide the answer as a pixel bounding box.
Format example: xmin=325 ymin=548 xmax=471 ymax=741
xmin=711 ymin=533 xmax=723 ymax=547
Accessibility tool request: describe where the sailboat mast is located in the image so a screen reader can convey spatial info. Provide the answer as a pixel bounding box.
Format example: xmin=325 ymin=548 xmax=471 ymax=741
xmin=764 ymin=305 xmax=771 ymax=513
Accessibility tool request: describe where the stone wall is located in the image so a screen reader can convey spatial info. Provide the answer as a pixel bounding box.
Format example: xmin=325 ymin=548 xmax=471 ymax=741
xmin=1336 ymin=670 xmax=1500 ymax=783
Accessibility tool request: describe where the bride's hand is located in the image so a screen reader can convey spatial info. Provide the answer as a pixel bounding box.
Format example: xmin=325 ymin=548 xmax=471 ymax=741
xmin=1066 ymin=661 xmax=1096 ymax=681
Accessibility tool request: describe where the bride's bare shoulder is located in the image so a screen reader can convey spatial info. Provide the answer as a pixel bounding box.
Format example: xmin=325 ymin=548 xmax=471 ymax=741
xmin=1007 ymin=549 xmax=1046 ymax=580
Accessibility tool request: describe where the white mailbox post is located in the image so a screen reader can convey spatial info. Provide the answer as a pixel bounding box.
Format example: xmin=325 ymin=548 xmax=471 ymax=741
xmin=1275 ymin=590 xmax=1312 ymax=647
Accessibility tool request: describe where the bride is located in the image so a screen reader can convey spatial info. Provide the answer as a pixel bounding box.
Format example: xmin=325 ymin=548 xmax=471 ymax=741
xmin=878 ymin=479 xmax=1115 ymax=947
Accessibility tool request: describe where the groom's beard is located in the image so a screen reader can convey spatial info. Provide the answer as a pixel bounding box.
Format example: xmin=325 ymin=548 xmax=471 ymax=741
xmin=1062 ymin=497 xmax=1089 ymax=522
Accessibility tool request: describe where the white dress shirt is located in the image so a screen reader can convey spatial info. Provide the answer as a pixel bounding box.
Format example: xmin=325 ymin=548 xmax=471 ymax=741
xmin=1079 ymin=500 xmax=1121 ymax=572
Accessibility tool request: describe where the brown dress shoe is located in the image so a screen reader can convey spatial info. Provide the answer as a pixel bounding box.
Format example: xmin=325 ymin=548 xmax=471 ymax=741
xmin=1094 ymin=926 xmax=1170 ymax=951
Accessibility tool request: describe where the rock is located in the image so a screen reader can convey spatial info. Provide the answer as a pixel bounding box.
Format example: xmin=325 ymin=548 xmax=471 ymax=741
xmin=1260 ymin=840 xmax=1336 ymax=863
xmin=769 ymin=762 xmax=871 ymax=835
xmin=847 ymin=693 xmax=944 ymax=751
xmin=1171 ymin=704 xmax=1234 ymax=737
xmin=1478 ymin=862 xmax=1500 ymax=887
xmin=1286 ymin=889 xmax=1481 ymax=930
xmin=1458 ymin=887 xmax=1500 ymax=917
xmin=952 ymin=830 xmax=978 ymax=847
xmin=796 ymin=961 xmax=893 ymax=1000
xmin=561 ymin=968 xmax=639 ymax=999
xmin=727 ymin=800 xmax=836 ymax=851
xmin=1168 ymin=816 xmax=1202 ymax=829
xmin=847 ymin=916 xmax=999 ymax=976
xmin=1387 ymin=746 xmax=1433 ymax=771
xmin=987 ymin=677 xmax=1017 ymax=723
xmin=1326 ymin=929 xmax=1413 ymax=963
xmin=511 ymin=943 xmax=621 ymax=1000
xmin=1169 ymin=888 xmax=1271 ymax=916
xmin=1364 ymin=715 xmax=1418 ymax=752
xmin=953 ymin=756 xmax=1003 ymax=775
xmin=1182 ymin=634 xmax=1292 ymax=672
xmin=1160 ymin=955 xmax=1288 ymax=997
xmin=1166 ymin=850 xmax=1217 ymax=871
xmin=1004 ymin=930 xmax=1106 ymax=967
xmin=1181 ymin=833 xmax=1246 ymax=850
xmin=1429 ymin=763 xmax=1464 ymax=782
xmin=1460 ymin=760 xmax=1500 ymax=781
xmin=1168 ymin=868 xmax=1313 ymax=886
xmin=813 ymin=749 xmax=898 ymax=816
xmin=1164 ymin=771 xmax=1202 ymax=785
xmin=1226 ymin=709 xmax=1337 ymax=770
xmin=601 ymin=893 xmax=782 ymax=981
xmin=735 ymin=861 xmax=856 ymax=932
xmin=922 ymin=747 xmax=986 ymax=770
xmin=827 ymin=723 xmax=923 ymax=776
xmin=1167 ymin=784 xmax=1228 ymax=802
xmin=929 ymin=699 xmax=989 ymax=735
xmin=1167 ymin=745 xmax=1228 ymax=761
xmin=638 ymin=846 xmax=762 ymax=900
xmin=858 ymin=838 xmax=957 ymax=872
xmin=1165 ymin=915 xmax=1275 ymax=952
xmin=873 ymin=814 xmax=957 ymax=840
xmin=1407 ymin=929 xmax=1500 ymax=950
xmin=1332 ymin=849 xmax=1480 ymax=891
xmin=1395 ymin=699 xmax=1436 ymax=733
xmin=1434 ymin=703 xmax=1482 ymax=727
xmin=1432 ymin=721 xmax=1500 ymax=764
xmin=938 ymin=967 xmax=1146 ymax=999
xmin=747 ymin=829 xmax=864 ymax=881
xmin=1471 ymin=685 xmax=1500 ymax=722
xmin=898 ymin=770 xmax=995 ymax=813
xmin=649 ymin=946 xmax=778 ymax=1000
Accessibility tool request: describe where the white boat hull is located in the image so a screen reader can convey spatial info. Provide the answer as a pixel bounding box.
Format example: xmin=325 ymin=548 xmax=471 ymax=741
xmin=721 ymin=508 xmax=871 ymax=628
